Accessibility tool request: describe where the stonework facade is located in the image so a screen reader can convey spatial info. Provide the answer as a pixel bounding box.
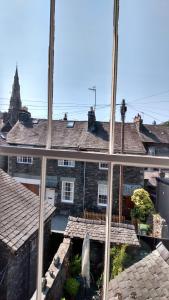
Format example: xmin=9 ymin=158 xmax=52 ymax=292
xmin=8 ymin=156 xmax=143 ymax=217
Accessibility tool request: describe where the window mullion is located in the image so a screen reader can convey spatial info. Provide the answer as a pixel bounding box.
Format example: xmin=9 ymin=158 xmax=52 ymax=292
xmin=36 ymin=1 xmax=55 ymax=300
xmin=103 ymin=0 xmax=119 ymax=299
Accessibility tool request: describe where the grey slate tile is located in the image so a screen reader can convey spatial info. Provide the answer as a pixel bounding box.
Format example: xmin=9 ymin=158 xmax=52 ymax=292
xmin=0 ymin=169 xmax=55 ymax=252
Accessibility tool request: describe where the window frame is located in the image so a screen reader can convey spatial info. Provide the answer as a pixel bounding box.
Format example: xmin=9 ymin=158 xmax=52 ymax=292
xmin=61 ymin=180 xmax=74 ymax=203
xmin=98 ymin=183 xmax=108 ymax=206
xmin=58 ymin=159 xmax=75 ymax=167
xmin=17 ymin=156 xmax=33 ymax=164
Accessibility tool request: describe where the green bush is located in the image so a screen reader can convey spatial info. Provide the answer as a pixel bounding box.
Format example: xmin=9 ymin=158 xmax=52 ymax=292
xmin=131 ymin=188 xmax=155 ymax=222
xmin=70 ymin=254 xmax=81 ymax=277
xmin=64 ymin=277 xmax=80 ymax=298
xmin=110 ymin=244 xmax=128 ymax=279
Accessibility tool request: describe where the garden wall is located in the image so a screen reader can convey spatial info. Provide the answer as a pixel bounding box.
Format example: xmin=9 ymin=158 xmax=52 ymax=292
xmin=31 ymin=238 xmax=71 ymax=300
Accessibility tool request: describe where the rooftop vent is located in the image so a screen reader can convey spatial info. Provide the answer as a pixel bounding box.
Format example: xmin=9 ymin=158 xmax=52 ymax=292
xmin=67 ymin=121 xmax=74 ymax=128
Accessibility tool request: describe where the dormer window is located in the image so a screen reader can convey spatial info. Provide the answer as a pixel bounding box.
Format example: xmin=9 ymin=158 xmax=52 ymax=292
xmin=58 ymin=160 xmax=75 ymax=167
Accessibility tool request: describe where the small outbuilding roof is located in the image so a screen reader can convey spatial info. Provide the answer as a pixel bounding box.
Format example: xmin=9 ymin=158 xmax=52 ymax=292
xmin=64 ymin=216 xmax=139 ymax=246
xmin=108 ymin=242 xmax=169 ymax=300
xmin=0 ymin=169 xmax=55 ymax=252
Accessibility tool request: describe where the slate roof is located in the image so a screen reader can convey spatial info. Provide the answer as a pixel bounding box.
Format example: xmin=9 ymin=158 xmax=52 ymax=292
xmin=108 ymin=242 xmax=169 ymax=300
xmin=0 ymin=169 xmax=56 ymax=252
xmin=6 ymin=120 xmax=146 ymax=154
xmin=0 ymin=134 xmax=7 ymax=146
xmin=139 ymin=124 xmax=169 ymax=144
xmin=64 ymin=216 xmax=139 ymax=246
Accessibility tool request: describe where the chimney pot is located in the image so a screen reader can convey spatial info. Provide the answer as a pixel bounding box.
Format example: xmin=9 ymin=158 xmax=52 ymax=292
xmin=134 ymin=113 xmax=143 ymax=131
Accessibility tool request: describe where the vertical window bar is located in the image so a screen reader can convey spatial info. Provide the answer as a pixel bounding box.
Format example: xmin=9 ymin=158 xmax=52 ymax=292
xmin=103 ymin=0 xmax=119 ymax=299
xmin=36 ymin=1 xmax=55 ymax=300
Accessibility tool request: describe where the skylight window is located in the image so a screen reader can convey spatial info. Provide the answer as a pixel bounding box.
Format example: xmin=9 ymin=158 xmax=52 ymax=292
xmin=67 ymin=121 xmax=74 ymax=128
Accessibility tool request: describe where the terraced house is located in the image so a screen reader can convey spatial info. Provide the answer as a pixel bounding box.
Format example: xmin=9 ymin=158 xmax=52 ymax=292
xmin=1 ymin=69 xmax=169 ymax=220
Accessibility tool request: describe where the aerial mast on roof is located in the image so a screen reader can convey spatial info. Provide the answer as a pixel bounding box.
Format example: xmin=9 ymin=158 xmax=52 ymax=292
xmin=88 ymin=86 xmax=96 ymax=111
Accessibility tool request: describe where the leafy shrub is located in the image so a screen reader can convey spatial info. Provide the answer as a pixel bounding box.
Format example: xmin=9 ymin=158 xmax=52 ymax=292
xmin=131 ymin=188 xmax=155 ymax=222
xmin=110 ymin=245 xmax=128 ymax=279
xmin=70 ymin=254 xmax=81 ymax=277
xmin=64 ymin=277 xmax=80 ymax=298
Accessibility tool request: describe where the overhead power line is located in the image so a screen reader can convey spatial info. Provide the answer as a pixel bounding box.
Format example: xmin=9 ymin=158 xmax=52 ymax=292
xmin=128 ymin=89 xmax=169 ymax=104
xmin=128 ymin=104 xmax=163 ymax=123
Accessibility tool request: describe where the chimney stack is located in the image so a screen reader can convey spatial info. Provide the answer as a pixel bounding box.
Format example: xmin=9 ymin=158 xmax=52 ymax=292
xmin=19 ymin=108 xmax=31 ymax=124
xmin=134 ymin=113 xmax=143 ymax=131
xmin=88 ymin=106 xmax=96 ymax=132
xmin=63 ymin=113 xmax=67 ymax=121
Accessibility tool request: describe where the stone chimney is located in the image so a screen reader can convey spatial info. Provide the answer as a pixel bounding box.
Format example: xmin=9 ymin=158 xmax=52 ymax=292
xmin=19 ymin=108 xmax=31 ymax=124
xmin=88 ymin=107 xmax=96 ymax=132
xmin=63 ymin=113 xmax=67 ymax=121
xmin=3 ymin=112 xmax=8 ymax=124
xmin=134 ymin=113 xmax=143 ymax=131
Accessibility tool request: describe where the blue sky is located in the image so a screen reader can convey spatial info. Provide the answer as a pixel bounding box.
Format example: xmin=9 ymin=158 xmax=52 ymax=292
xmin=0 ymin=0 xmax=169 ymax=124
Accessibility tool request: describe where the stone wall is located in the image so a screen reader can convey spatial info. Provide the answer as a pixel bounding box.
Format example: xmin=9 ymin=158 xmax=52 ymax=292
xmin=153 ymin=214 xmax=169 ymax=239
xmin=0 ymin=241 xmax=10 ymax=300
xmin=0 ymin=220 xmax=52 ymax=300
xmin=31 ymin=238 xmax=71 ymax=300
xmin=8 ymin=157 xmax=143 ymax=216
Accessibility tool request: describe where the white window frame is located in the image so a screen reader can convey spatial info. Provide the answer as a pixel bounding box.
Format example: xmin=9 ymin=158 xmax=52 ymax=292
xmin=99 ymin=162 xmax=108 ymax=170
xmin=98 ymin=183 xmax=108 ymax=207
xmin=17 ymin=156 xmax=33 ymax=164
xmin=58 ymin=159 xmax=75 ymax=167
xmin=61 ymin=180 xmax=74 ymax=203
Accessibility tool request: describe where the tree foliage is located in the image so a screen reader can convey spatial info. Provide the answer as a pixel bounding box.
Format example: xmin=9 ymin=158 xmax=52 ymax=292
xmin=131 ymin=188 xmax=155 ymax=222
xmin=64 ymin=277 xmax=80 ymax=298
xmin=110 ymin=244 xmax=128 ymax=279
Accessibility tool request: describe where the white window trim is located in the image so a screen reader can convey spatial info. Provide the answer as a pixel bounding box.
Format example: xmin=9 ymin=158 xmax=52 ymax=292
xmin=99 ymin=162 xmax=108 ymax=170
xmin=58 ymin=159 xmax=75 ymax=167
xmin=13 ymin=177 xmax=40 ymax=185
xmin=61 ymin=180 xmax=74 ymax=203
xmin=98 ymin=183 xmax=108 ymax=207
xmin=17 ymin=156 xmax=33 ymax=164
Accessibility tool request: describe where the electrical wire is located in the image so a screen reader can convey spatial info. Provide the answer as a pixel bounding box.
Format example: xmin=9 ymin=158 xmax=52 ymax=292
xmin=128 ymin=103 xmax=163 ymax=123
xmin=128 ymin=89 xmax=169 ymax=104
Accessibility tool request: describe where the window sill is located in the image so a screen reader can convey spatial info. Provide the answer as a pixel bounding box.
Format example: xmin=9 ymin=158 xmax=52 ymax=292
xmin=61 ymin=200 xmax=74 ymax=204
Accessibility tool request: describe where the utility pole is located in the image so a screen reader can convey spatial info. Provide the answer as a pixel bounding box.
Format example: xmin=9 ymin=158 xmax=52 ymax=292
xmin=118 ymin=99 xmax=127 ymax=223
xmin=88 ymin=86 xmax=96 ymax=110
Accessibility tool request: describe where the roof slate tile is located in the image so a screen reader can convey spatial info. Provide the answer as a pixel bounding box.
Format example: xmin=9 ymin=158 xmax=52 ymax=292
xmin=0 ymin=169 xmax=55 ymax=252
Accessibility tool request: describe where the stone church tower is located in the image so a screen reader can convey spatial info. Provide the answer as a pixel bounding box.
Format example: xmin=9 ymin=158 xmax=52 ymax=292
xmin=1 ymin=67 xmax=22 ymax=132
xmin=8 ymin=66 xmax=22 ymax=126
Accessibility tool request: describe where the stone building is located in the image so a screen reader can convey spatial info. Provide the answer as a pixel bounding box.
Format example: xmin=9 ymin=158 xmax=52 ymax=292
xmin=0 ymin=67 xmax=31 ymax=171
xmin=2 ymin=71 xmax=169 ymax=218
xmin=0 ymin=169 xmax=55 ymax=300
xmin=6 ymin=109 xmax=145 ymax=218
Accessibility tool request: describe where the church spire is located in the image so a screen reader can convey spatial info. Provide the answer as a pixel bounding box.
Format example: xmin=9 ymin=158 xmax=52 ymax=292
xmin=8 ymin=66 xmax=22 ymax=125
